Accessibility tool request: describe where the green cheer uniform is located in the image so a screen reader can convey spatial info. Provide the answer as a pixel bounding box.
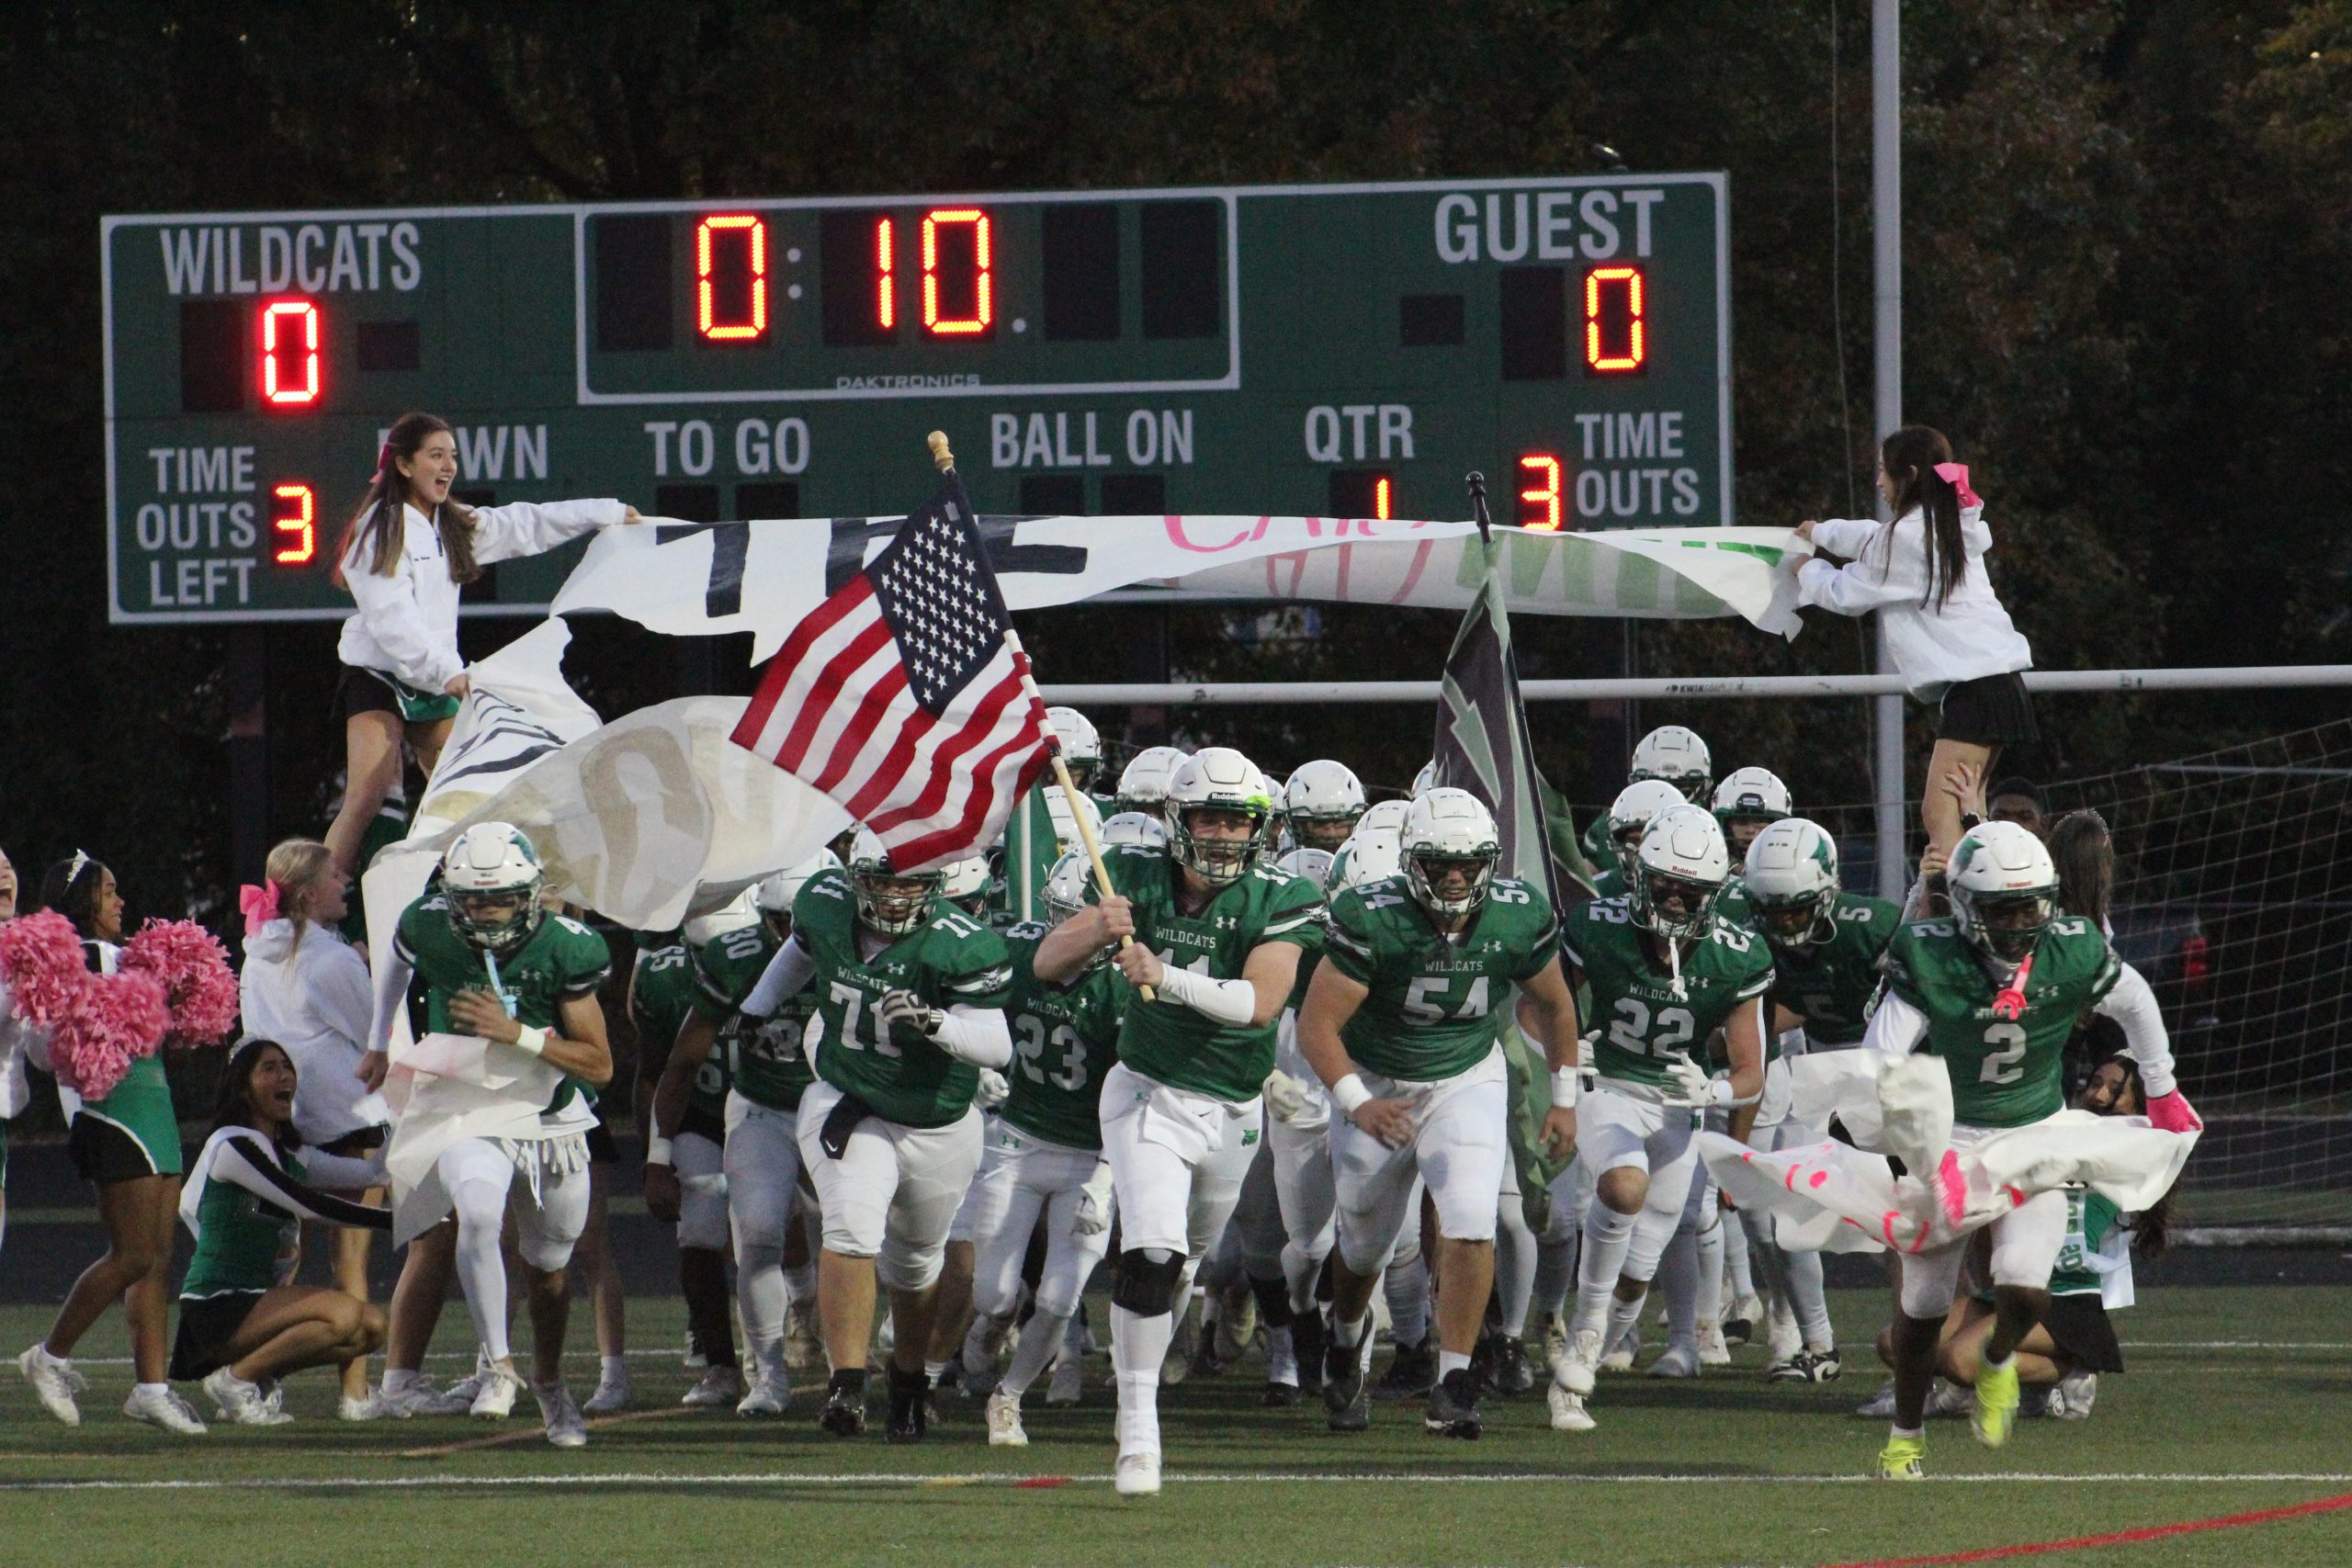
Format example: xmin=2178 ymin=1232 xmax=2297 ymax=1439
xmin=1767 ymin=893 xmax=1902 ymax=1046
xmin=1563 ymin=897 xmax=1773 ymax=1094
xmin=631 ymin=944 xmax=729 ymax=1143
xmin=1102 ymin=845 xmax=1327 ymax=1102
xmin=793 ymin=868 xmax=1013 ymax=1129
xmin=693 ymin=922 xmax=819 ymax=1111
xmin=2049 ymin=1190 xmax=2125 ymax=1297
xmin=1879 ymin=916 xmax=2120 ymax=1128
xmin=393 ymin=896 xmax=612 ymax=1123
xmin=1322 ymin=876 xmax=1558 ymax=1081
xmin=1000 ymin=923 xmax=1127 ymax=1151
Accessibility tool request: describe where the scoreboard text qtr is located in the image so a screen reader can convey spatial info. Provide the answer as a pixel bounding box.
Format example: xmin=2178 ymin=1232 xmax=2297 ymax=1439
xmin=103 ymin=175 xmax=1729 ymax=622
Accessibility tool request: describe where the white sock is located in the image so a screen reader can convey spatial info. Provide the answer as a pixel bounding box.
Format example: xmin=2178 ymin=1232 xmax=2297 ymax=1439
xmin=600 ymin=1355 xmax=627 ymax=1382
xmin=1496 ymin=1200 xmax=1537 ymax=1337
xmin=1385 ymin=1255 xmax=1430 ymax=1346
xmin=1786 ymin=1247 xmax=1834 ymax=1349
xmin=750 ymin=1337 xmax=786 ymax=1381
xmin=1331 ymin=1311 xmax=1368 ymax=1349
xmin=785 ymin=1262 xmax=817 ymax=1306
xmin=1265 ymin=1325 xmax=1298 ymax=1386
xmin=383 ymin=1368 xmax=420 ymax=1393
xmin=924 ymin=1359 xmax=951 ymax=1382
xmin=1109 ymin=1305 xmax=1171 ymax=1455
xmin=1657 ymin=1227 xmax=1699 ymax=1345
xmin=1533 ymin=1233 xmax=1577 ymax=1326
xmin=1723 ymin=1201 xmax=1756 ymax=1301
xmin=135 ymin=1381 xmax=169 ymax=1398
xmin=1602 ymin=1291 xmax=1646 ymax=1359
xmin=1437 ymin=1349 xmax=1472 ymax=1379
xmin=1571 ymin=1203 xmax=1636 ymax=1340
xmin=1001 ymin=1310 xmax=1066 ymax=1399
xmin=1695 ymin=1218 xmax=1725 ymax=1329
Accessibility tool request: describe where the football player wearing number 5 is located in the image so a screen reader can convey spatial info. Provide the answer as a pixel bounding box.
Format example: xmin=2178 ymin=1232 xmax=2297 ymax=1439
xmin=1032 ymin=747 xmax=1325 ymax=1499
xmin=1547 ymin=805 xmax=1770 ymax=1433
xmin=967 ymin=852 xmax=1125 ymax=1448
xmin=1298 ymin=790 xmax=1579 ymax=1441
xmin=733 ymin=830 xmax=1014 ymax=1443
xmin=1865 ymin=821 xmax=2194 ymax=1481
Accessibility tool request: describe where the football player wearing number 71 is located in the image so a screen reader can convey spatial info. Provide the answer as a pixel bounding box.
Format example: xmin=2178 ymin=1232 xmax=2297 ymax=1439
xmin=1546 ymin=803 xmax=1772 ymax=1432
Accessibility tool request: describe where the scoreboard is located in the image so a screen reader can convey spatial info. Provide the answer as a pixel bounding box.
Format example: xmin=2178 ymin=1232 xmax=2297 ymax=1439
xmin=101 ymin=175 xmax=1730 ymax=624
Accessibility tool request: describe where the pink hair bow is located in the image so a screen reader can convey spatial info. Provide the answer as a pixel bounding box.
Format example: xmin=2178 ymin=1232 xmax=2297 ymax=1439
xmin=1932 ymin=462 xmax=1979 ymax=507
xmin=238 ymin=879 xmax=283 ymax=932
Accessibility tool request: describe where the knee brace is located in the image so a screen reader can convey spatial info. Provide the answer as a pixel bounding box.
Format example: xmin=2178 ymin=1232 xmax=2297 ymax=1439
xmin=1111 ymin=1247 xmax=1185 ymax=1317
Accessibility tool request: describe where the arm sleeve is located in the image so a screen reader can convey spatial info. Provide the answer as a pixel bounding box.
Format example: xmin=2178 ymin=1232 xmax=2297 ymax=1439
xmin=2092 ymin=961 xmax=2177 ymax=1098
xmin=468 ymin=499 xmax=628 ymax=567
xmin=930 ymin=1004 xmax=1012 ymax=1069
xmin=368 ymin=943 xmax=416 ymax=1055
xmin=299 ymin=1146 xmax=390 ymax=1192
xmin=741 ymin=935 xmax=817 ymax=1018
xmin=1152 ymin=964 xmax=1260 ymax=1025
xmin=1861 ymin=989 xmax=1930 ymax=1056
xmin=342 ymin=544 xmax=464 ymax=693
xmin=213 ymin=1134 xmax=391 ymax=1230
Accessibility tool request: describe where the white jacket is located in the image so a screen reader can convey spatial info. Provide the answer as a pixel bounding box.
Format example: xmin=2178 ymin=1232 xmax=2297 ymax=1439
xmin=0 ymin=973 xmax=32 ymax=1119
xmin=335 ymin=498 xmax=626 ymax=694
xmin=1795 ymin=502 xmax=2032 ymax=701
xmin=239 ymin=919 xmax=390 ymax=1145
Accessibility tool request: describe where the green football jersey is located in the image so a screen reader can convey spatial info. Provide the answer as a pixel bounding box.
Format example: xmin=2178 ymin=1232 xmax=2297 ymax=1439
xmin=394 ymin=896 xmax=612 ymax=1115
xmin=630 ymin=944 xmax=729 ymax=1124
xmin=1578 ymin=812 xmax=1614 ymax=874
xmin=1881 ymin=916 xmax=2120 ymax=1128
xmin=1714 ymin=873 xmax=1752 ymax=930
xmin=693 ymin=922 xmax=819 ymax=1111
xmin=1000 ymin=924 xmax=1126 ymax=1150
xmin=1767 ymin=894 xmax=1902 ymax=1046
xmin=1102 ymin=844 xmax=1327 ymax=1102
xmin=1589 ymin=866 xmax=1629 ymax=902
xmin=793 ymin=867 xmax=1013 ymax=1129
xmin=1563 ymin=897 xmax=1773 ymax=1091
xmin=1323 ymin=875 xmax=1559 ymax=1081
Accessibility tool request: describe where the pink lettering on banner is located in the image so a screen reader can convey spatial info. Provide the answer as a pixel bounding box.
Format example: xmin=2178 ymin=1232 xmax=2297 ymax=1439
xmin=1261 ymin=551 xmax=1309 ymax=597
xmin=1165 ymin=514 xmax=1273 ymax=553
xmin=1385 ymin=540 xmax=1435 ymax=604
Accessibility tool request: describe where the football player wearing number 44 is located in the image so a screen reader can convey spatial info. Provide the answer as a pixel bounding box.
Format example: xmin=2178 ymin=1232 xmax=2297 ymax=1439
xmin=1297 ymin=789 xmax=1581 ymax=1441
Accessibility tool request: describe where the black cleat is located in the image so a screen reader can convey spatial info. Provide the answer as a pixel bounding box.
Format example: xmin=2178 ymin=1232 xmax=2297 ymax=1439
xmin=1289 ymin=1312 xmax=1327 ymax=1393
xmin=1769 ymin=1347 xmax=1844 ymax=1384
xmin=1187 ymin=1329 xmax=1228 ymax=1379
xmin=1261 ymin=1380 xmax=1302 ymax=1407
xmin=1722 ymin=1314 xmax=1756 ymax=1348
xmin=884 ymin=1364 xmax=929 ymax=1444
xmin=1373 ymin=1337 xmax=1436 ymax=1401
xmin=1492 ymin=1336 xmax=1534 ymax=1396
xmin=820 ymin=1371 xmax=868 ymax=1437
xmin=1426 ymin=1368 xmax=1483 ymax=1439
xmin=1323 ymin=1331 xmax=1369 ymax=1433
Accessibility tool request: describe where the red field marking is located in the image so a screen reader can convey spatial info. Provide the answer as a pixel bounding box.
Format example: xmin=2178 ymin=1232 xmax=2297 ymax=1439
xmin=1823 ymin=1488 xmax=2352 ymax=1568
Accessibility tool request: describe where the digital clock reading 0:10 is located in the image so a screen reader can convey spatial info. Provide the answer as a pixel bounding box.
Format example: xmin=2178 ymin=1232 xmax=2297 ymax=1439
xmin=105 ymin=175 xmax=1729 ymax=621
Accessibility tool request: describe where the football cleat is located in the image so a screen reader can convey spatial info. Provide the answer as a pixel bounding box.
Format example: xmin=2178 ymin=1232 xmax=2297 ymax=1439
xmin=1289 ymin=1311 xmax=1329 ymax=1394
xmin=1877 ymin=1433 xmax=1927 ymax=1480
xmin=583 ymin=1366 xmax=632 ymax=1415
xmin=1854 ymin=1381 xmax=1897 ymax=1418
xmin=1213 ymin=1283 xmax=1257 ymax=1364
xmin=1114 ymin=1450 xmax=1162 ymax=1498
xmin=820 ymin=1371 xmax=868 ymax=1437
xmin=123 ymin=1382 xmax=209 ymax=1435
xmin=1928 ymin=1378 xmax=1977 ymax=1419
xmin=1973 ymin=1358 xmax=2020 ymax=1448
xmin=1770 ymin=1348 xmax=1844 ymax=1384
xmin=1426 ymin=1368 xmax=1483 ymax=1439
xmin=1491 ymin=1336 xmax=1534 ymax=1396
xmin=783 ymin=1304 xmax=823 ymax=1371
xmin=683 ymin=1327 xmax=708 ymax=1371
xmin=1600 ymin=1325 xmax=1641 ymax=1374
xmin=1046 ymin=1349 xmax=1084 ymax=1406
xmin=1546 ymin=1383 xmax=1597 ymax=1432
xmin=469 ymin=1363 xmax=524 ymax=1419
xmin=17 ymin=1345 xmax=86 ymax=1427
xmin=1161 ymin=1305 xmax=1196 ymax=1386
xmin=376 ymin=1376 xmax=469 ymax=1418
xmin=1724 ymin=1293 xmax=1764 ymax=1345
xmin=1552 ymin=1328 xmax=1600 ymax=1397
xmin=985 ymin=1387 xmax=1028 ymax=1446
xmin=1697 ymin=1319 xmax=1732 ymax=1367
xmin=884 ymin=1364 xmax=930 ymax=1444
xmin=681 ymin=1364 xmax=745 ymax=1408
xmin=1372 ymin=1335 xmax=1433 ymax=1401
xmin=1648 ymin=1341 xmax=1701 ymax=1380
xmin=733 ymin=1371 xmax=792 ymax=1416
xmin=1322 ymin=1333 xmax=1370 ymax=1433
xmin=537 ymin=1382 xmax=589 ymax=1449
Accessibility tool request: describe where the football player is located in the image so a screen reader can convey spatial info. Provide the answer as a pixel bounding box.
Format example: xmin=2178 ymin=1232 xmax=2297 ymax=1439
xmin=1032 ymin=748 xmax=1325 ymax=1496
xmin=1283 ymin=761 xmax=1370 ymax=852
xmin=1547 ymin=806 xmax=1770 ymax=1432
xmin=1577 ymin=727 xmax=1714 ymax=874
xmin=1301 ymin=790 xmax=1580 ymax=1438
xmin=1114 ymin=746 xmax=1192 ymax=818
xmin=1046 ymin=707 xmax=1104 ymax=796
xmin=1591 ymin=779 xmax=1690 ymax=899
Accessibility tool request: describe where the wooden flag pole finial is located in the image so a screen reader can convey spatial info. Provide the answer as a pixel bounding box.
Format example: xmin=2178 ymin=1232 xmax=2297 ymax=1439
xmin=928 ymin=430 xmax=955 ymax=473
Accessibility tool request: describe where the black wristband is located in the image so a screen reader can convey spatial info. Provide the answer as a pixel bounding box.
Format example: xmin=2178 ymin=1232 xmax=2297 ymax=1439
xmin=1959 ymin=812 xmax=1984 ymax=832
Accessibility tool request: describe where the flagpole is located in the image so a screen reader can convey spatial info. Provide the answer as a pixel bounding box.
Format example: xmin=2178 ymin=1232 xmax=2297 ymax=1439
xmin=927 ymin=431 xmax=1154 ymax=1001
xmin=1465 ymin=470 xmax=1493 ymax=547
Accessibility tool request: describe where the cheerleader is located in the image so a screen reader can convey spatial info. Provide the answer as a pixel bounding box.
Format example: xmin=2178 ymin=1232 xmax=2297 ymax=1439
xmin=1791 ymin=426 xmax=2036 ymax=866
xmin=173 ymin=1039 xmax=390 ymax=1425
xmin=17 ymin=854 xmax=202 ymax=1433
xmin=322 ymin=411 xmax=640 ymax=876
xmin=0 ymin=847 xmax=23 ymax=1258
xmin=236 ymin=839 xmax=393 ymax=1418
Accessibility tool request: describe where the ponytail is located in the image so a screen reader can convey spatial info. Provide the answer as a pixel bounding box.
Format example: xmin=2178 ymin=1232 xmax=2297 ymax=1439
xmin=332 ymin=411 xmax=481 ymax=591
xmin=1878 ymin=424 xmax=1968 ymax=612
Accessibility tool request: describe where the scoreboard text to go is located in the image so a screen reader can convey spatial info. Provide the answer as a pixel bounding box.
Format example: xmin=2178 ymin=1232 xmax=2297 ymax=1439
xmin=104 ymin=175 xmax=1730 ymax=621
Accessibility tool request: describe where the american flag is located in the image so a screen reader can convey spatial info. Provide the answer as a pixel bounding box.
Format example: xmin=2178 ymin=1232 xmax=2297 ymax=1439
xmin=729 ymin=477 xmax=1052 ymax=871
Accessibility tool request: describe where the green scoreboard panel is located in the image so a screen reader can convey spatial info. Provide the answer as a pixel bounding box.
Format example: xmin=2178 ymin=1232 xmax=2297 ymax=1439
xmin=102 ymin=175 xmax=1729 ymax=623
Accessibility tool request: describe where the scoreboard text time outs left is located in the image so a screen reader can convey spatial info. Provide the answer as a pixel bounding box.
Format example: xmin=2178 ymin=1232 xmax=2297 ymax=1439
xmin=102 ymin=175 xmax=1730 ymax=623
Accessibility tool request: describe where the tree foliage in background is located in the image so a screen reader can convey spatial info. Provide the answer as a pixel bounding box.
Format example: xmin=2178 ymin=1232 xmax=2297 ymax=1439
xmin=0 ymin=0 xmax=2344 ymax=919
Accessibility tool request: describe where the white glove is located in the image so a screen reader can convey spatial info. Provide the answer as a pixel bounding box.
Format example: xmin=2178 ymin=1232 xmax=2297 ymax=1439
xmin=1262 ymin=1068 xmax=1309 ymax=1123
xmin=1074 ymin=1162 xmax=1114 ymax=1235
xmin=876 ymin=988 xmax=943 ymax=1043
xmin=1577 ymin=1029 xmax=1599 ymax=1071
xmin=974 ymin=1066 xmax=1011 ymax=1111
xmin=1661 ymin=1053 xmax=1733 ymax=1110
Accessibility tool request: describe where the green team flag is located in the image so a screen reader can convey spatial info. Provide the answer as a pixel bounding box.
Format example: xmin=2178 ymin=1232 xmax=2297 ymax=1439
xmin=1430 ymin=527 xmax=1577 ymax=1226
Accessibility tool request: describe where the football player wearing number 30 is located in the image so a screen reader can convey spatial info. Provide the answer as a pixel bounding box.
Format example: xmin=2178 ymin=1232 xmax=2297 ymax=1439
xmin=1546 ymin=804 xmax=1772 ymax=1433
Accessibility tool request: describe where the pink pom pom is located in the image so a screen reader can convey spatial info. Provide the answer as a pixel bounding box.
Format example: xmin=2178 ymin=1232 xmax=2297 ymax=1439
xmin=0 ymin=910 xmax=94 ymax=1024
xmin=49 ymin=970 xmax=169 ymax=1100
xmin=121 ymin=919 xmax=240 ymax=1047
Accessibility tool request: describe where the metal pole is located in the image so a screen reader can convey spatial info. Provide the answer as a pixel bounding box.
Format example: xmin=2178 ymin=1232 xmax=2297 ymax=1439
xmin=1871 ymin=0 xmax=1908 ymax=899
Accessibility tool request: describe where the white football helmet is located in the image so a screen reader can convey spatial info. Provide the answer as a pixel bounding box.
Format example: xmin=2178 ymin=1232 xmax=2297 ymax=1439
xmin=938 ymin=853 xmax=994 ymax=913
xmin=1410 ymin=760 xmax=1441 ymax=798
xmin=1401 ymin=788 xmax=1501 ymax=919
xmin=1948 ymin=820 xmax=2060 ymax=964
xmin=1629 ymin=804 xmax=1730 ymax=942
xmin=683 ymin=886 xmax=760 ymax=947
xmin=844 ymin=826 xmax=943 ymax=936
xmin=1333 ymin=824 xmax=1406 ymax=890
xmin=1352 ymin=798 xmax=1412 ymax=840
xmin=1040 ymin=850 xmax=1110 ymax=970
xmin=1742 ymin=818 xmax=1841 ymax=949
xmin=1100 ymin=810 xmax=1168 ymax=850
xmin=1046 ymin=706 xmax=1102 ymax=795
xmin=1116 ymin=746 xmax=1191 ymax=814
xmin=753 ymin=849 xmax=842 ymax=938
xmin=1630 ymin=725 xmax=1713 ymax=803
xmin=1162 ymin=747 xmax=1275 ymax=886
xmin=1275 ymin=845 xmax=1338 ymax=894
xmin=1043 ymin=784 xmax=1103 ymax=855
xmin=1712 ymin=765 xmax=1792 ymax=868
xmin=1283 ymin=760 xmax=1367 ymax=851
xmin=1605 ymin=779 xmax=1690 ymax=881
xmin=440 ymin=822 xmax=545 ymax=953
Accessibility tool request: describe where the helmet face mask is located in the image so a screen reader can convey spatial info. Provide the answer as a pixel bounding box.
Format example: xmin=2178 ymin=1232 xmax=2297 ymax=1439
xmin=1627 ymin=805 xmax=1730 ymax=943
xmin=1959 ymin=889 xmax=2053 ymax=964
xmin=439 ymin=822 xmax=545 ymax=953
xmin=448 ymin=887 xmax=540 ymax=953
xmin=1162 ymin=748 xmax=1274 ymax=888
xmin=1946 ymin=822 xmax=2061 ymax=967
xmin=845 ymin=828 xmax=940 ymax=937
xmin=1743 ymin=818 xmax=1840 ymax=951
xmin=1633 ymin=867 xmax=1720 ymax=942
xmin=1401 ymin=788 xmax=1500 ymax=921
xmin=1408 ymin=852 xmax=1496 ymax=919
xmin=1750 ymin=890 xmax=1832 ymax=947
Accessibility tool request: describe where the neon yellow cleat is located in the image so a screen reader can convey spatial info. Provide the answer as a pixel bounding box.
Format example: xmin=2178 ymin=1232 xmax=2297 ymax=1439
xmin=1973 ymin=1358 xmax=2019 ymax=1449
xmin=1877 ymin=1433 xmax=1926 ymax=1480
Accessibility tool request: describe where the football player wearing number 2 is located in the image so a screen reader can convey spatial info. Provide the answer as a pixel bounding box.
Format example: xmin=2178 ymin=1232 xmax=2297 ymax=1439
xmin=1547 ymin=804 xmax=1771 ymax=1433
xmin=1298 ymin=790 xmax=1580 ymax=1441
xmin=1865 ymin=821 xmax=2195 ymax=1481
xmin=1032 ymin=747 xmax=1326 ymax=1499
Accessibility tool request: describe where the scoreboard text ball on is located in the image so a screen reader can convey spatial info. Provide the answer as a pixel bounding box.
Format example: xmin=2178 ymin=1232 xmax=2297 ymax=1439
xmin=102 ymin=175 xmax=1731 ymax=624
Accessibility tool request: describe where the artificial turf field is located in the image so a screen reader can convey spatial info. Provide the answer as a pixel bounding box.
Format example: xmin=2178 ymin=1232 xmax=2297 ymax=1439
xmin=2 ymin=1285 xmax=2348 ymax=1568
